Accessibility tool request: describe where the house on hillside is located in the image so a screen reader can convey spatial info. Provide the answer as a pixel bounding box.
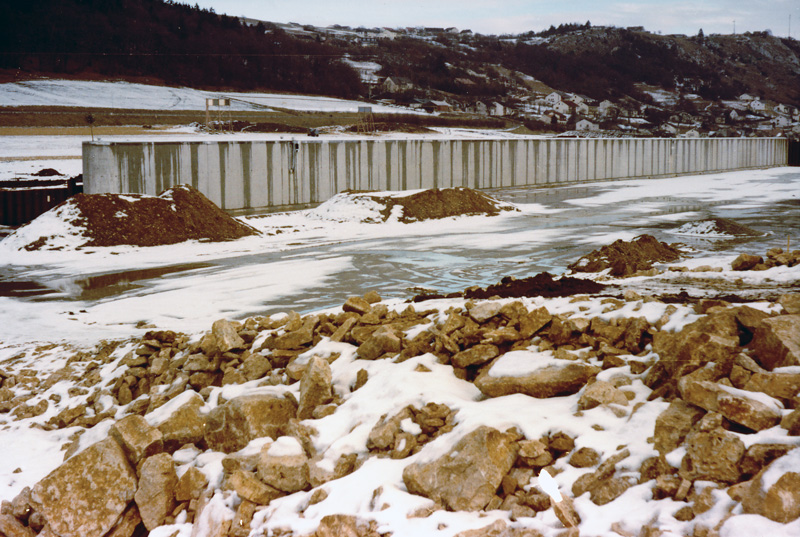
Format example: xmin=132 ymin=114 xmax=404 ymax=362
xmin=422 ymin=100 xmax=453 ymax=113
xmin=774 ymin=103 xmax=790 ymax=115
xmin=576 ymin=119 xmax=599 ymax=131
xmin=545 ymin=91 xmax=570 ymax=106
xmin=772 ymin=116 xmax=791 ymax=128
xmin=467 ymin=101 xmax=488 ymax=115
xmin=553 ymin=100 xmax=574 ymax=115
xmin=749 ymin=99 xmax=766 ymax=112
xmin=598 ymin=100 xmax=618 ymax=117
xmin=739 ymin=93 xmax=756 ymax=101
xmin=382 ymin=77 xmax=414 ymax=93
xmin=543 ymin=111 xmax=567 ymax=125
xmin=489 ymin=102 xmax=507 ymax=116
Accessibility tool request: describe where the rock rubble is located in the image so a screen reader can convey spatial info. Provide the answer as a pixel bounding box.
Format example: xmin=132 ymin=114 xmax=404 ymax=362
xmin=2 ymin=284 xmax=800 ymax=536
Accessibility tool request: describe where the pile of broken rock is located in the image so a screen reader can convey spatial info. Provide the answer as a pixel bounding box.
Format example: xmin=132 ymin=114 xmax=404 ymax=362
xmin=1 ymin=288 xmax=800 ymax=537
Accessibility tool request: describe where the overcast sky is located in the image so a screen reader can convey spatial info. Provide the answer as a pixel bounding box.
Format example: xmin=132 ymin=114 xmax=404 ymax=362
xmin=182 ymin=0 xmax=799 ymax=37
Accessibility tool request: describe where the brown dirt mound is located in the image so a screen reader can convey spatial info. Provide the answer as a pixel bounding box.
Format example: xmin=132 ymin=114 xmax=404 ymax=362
xmin=374 ymin=188 xmax=518 ymax=222
xmin=568 ymin=234 xmax=683 ymax=277
xmin=50 ymin=185 xmax=256 ymax=249
xmin=32 ymin=168 xmax=63 ymax=177
xmin=412 ymin=272 xmax=605 ymax=302
xmin=343 ymin=123 xmax=435 ymax=134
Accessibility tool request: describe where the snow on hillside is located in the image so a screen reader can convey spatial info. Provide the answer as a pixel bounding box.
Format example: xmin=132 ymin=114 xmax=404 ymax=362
xmin=0 ymin=79 xmax=416 ymax=113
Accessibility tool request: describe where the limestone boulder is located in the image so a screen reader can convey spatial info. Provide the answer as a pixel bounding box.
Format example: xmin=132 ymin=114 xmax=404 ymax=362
xmin=652 ymin=328 xmax=739 ymax=381
xmin=679 ymin=378 xmax=782 ymax=431
xmin=577 ymin=380 xmax=629 ymax=410
xmin=30 ymin=438 xmax=138 ymax=537
xmin=314 ymin=514 xmax=367 ymax=537
xmin=212 ymin=319 xmax=246 ymax=353
xmin=468 ymin=302 xmax=503 ymax=323
xmin=749 ymin=315 xmax=800 ymax=370
xmin=241 ymin=353 xmax=272 ymax=381
xmin=519 ymin=307 xmax=552 ymax=338
xmin=356 ymin=325 xmax=402 ymax=360
xmin=257 ymin=436 xmax=309 ymax=493
xmin=680 ymin=428 xmax=745 ymax=483
xmin=779 ymin=293 xmax=800 ymax=314
xmin=272 ymin=326 xmax=314 ymax=350
xmin=109 ymin=414 xmax=163 ymax=464
xmin=731 ymin=253 xmax=763 ymax=271
xmin=298 ymin=355 xmax=333 ymax=419
xmin=452 ymin=344 xmax=500 ymax=368
xmin=739 ymin=443 xmax=798 ymax=478
xmin=0 ymin=514 xmax=36 ymax=537
xmin=343 ymin=296 xmax=371 ymax=315
xmin=134 ymin=453 xmax=177 ymax=531
xmin=744 ymin=370 xmax=800 ymax=400
xmin=475 ymin=352 xmax=599 ymax=399
xmin=205 ymin=394 xmax=297 ymax=453
xmin=228 ymin=470 xmax=282 ymax=505
xmin=517 ymin=439 xmax=553 ymax=467
xmin=739 ymin=447 xmax=800 ymax=522
xmin=175 ymin=466 xmax=209 ymax=502
xmin=156 ymin=393 xmax=207 ymax=452
xmin=654 ymin=400 xmax=705 ymax=455
xmin=402 ymin=426 xmax=518 ymax=511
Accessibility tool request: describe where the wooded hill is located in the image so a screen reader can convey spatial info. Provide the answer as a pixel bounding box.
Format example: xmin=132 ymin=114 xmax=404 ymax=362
xmin=2 ymin=0 xmax=799 ymax=107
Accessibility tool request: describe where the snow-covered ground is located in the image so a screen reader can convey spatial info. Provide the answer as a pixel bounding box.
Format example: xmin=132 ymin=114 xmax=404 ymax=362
xmin=0 ymin=144 xmax=799 ymax=536
xmin=0 ymin=78 xmax=417 ymax=113
xmin=1 ymin=166 xmax=797 ymax=344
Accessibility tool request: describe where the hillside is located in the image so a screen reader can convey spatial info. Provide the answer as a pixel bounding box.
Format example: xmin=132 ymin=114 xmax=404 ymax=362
xmin=2 ymin=1 xmax=800 ymax=137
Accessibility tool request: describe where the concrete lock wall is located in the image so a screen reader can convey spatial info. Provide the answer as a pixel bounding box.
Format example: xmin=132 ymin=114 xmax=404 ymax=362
xmin=83 ymin=137 xmax=788 ymax=212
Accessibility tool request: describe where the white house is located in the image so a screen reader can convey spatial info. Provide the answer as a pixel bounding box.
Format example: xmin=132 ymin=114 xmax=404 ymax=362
xmin=739 ymin=93 xmax=756 ymax=101
xmin=543 ymin=111 xmax=567 ymax=125
xmin=749 ymin=99 xmax=766 ymax=112
xmin=576 ymin=119 xmax=599 ymax=131
xmin=382 ymin=77 xmax=413 ymax=93
xmin=774 ymin=103 xmax=790 ymax=115
xmin=468 ymin=101 xmax=488 ymax=115
xmin=772 ymin=116 xmax=791 ymax=128
xmin=598 ymin=100 xmax=617 ymax=116
xmin=729 ymin=110 xmax=740 ymax=121
xmin=545 ymin=91 xmax=570 ymax=106
xmin=681 ymin=129 xmax=701 ymax=138
xmin=553 ymin=101 xmax=574 ymax=115
xmin=489 ymin=102 xmax=506 ymax=116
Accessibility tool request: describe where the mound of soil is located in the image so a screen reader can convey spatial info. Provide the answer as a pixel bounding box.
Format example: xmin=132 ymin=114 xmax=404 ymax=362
xmin=310 ymin=188 xmax=518 ymax=223
xmin=379 ymin=188 xmax=518 ymax=222
xmin=20 ymin=185 xmax=258 ymax=250
xmin=670 ymin=217 xmax=762 ymax=237
xmin=32 ymin=168 xmax=63 ymax=177
xmin=569 ymin=234 xmax=683 ymax=277
xmin=388 ymin=188 xmax=517 ymax=222
xmin=412 ymin=272 xmax=605 ymax=302
xmin=344 ymin=123 xmax=435 ymax=134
